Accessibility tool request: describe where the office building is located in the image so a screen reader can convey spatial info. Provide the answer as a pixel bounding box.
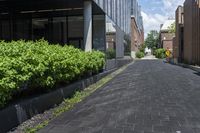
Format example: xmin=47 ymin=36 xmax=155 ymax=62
xmin=0 ymin=0 xmax=133 ymax=58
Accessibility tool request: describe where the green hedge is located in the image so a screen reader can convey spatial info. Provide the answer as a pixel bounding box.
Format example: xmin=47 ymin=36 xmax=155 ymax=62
xmin=106 ymin=48 xmax=116 ymax=59
xmin=136 ymin=51 xmax=145 ymax=58
xmin=155 ymin=48 xmax=166 ymax=59
xmin=0 ymin=40 xmax=105 ymax=108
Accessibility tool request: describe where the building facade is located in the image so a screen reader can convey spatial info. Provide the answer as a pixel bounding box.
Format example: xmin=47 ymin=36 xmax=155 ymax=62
xmin=131 ymin=16 xmax=143 ymax=58
xmin=174 ymin=6 xmax=184 ymax=63
xmin=0 ymin=0 xmax=134 ymax=58
xmin=94 ymin=0 xmax=131 ymax=34
xmin=131 ymin=0 xmax=143 ymax=32
xmin=183 ymin=0 xmax=200 ymax=65
xmin=130 ymin=0 xmax=144 ymax=58
xmin=159 ymin=20 xmax=175 ymax=51
xmin=174 ymin=0 xmax=200 ymax=65
xmin=94 ymin=0 xmax=132 ymax=58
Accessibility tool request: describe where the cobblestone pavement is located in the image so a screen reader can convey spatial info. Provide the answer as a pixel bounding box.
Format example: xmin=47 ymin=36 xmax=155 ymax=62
xmin=39 ymin=60 xmax=200 ymax=133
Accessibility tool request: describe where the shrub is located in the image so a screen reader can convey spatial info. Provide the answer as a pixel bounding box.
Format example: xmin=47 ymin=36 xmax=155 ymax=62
xmin=136 ymin=51 xmax=145 ymax=58
xmin=139 ymin=44 xmax=146 ymax=54
xmin=0 ymin=39 xmax=105 ymax=108
xmin=155 ymin=48 xmax=166 ymax=59
xmin=106 ymin=48 xmax=116 ymax=59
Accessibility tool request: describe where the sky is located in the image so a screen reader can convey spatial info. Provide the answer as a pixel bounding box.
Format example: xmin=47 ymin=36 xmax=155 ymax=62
xmin=138 ymin=0 xmax=184 ymax=37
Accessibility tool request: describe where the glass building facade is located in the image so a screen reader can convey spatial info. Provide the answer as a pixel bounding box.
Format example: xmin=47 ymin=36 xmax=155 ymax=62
xmin=94 ymin=0 xmax=131 ymax=34
xmin=130 ymin=0 xmax=144 ymax=32
xmin=0 ymin=0 xmax=143 ymax=57
xmin=0 ymin=0 xmax=106 ymax=51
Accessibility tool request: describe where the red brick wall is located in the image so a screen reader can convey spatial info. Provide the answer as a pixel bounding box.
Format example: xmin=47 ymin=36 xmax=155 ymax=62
xmin=174 ymin=6 xmax=184 ymax=61
xmin=131 ymin=17 xmax=143 ymax=52
xmin=160 ymin=32 xmax=175 ymax=50
xmin=162 ymin=40 xmax=173 ymax=50
xmin=106 ymin=33 xmax=116 ymax=49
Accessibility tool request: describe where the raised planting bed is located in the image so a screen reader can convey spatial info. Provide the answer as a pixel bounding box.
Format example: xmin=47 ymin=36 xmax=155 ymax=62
xmin=0 ymin=39 xmax=105 ymax=109
xmin=0 ymin=39 xmax=105 ymax=132
xmin=0 ymin=69 xmax=115 ymax=133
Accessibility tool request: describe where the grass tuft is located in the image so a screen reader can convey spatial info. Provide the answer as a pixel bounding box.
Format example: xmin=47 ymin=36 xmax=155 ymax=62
xmin=23 ymin=62 xmax=132 ymax=133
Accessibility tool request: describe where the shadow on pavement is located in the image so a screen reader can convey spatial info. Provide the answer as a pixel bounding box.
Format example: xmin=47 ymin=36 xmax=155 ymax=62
xmin=194 ymin=72 xmax=200 ymax=76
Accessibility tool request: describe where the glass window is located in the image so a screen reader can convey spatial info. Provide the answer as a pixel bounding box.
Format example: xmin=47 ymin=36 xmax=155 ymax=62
xmin=32 ymin=18 xmax=49 ymax=41
xmin=52 ymin=17 xmax=67 ymax=44
xmin=0 ymin=20 xmax=11 ymax=41
xmin=14 ymin=19 xmax=31 ymax=40
xmin=68 ymin=16 xmax=83 ymax=49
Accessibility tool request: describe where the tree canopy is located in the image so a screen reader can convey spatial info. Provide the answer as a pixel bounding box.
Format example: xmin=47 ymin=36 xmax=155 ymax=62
xmin=168 ymin=22 xmax=175 ymax=33
xmin=145 ymin=30 xmax=159 ymax=49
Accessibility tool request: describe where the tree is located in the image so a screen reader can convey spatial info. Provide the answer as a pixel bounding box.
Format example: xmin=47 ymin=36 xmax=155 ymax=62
xmin=145 ymin=30 xmax=159 ymax=49
xmin=168 ymin=22 xmax=175 ymax=33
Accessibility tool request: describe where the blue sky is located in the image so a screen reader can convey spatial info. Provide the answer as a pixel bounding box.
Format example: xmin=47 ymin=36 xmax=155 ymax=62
xmin=138 ymin=0 xmax=184 ymax=37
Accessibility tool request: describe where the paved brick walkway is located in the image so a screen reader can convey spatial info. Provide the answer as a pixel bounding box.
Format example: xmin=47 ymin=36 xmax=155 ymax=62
xmin=39 ymin=60 xmax=200 ymax=133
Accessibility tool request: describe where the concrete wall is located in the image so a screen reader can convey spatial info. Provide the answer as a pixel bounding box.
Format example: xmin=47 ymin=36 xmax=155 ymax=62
xmin=115 ymin=25 xmax=125 ymax=58
xmin=84 ymin=0 xmax=93 ymax=52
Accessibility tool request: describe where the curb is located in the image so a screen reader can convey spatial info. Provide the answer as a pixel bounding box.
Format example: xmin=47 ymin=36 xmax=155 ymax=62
xmin=175 ymin=63 xmax=200 ymax=73
xmin=1 ymin=61 xmax=132 ymax=133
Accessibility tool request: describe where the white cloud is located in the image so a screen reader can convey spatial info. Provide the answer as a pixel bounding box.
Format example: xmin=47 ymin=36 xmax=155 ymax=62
xmin=142 ymin=11 xmax=167 ymax=38
xmin=162 ymin=0 xmax=185 ymax=17
xmin=141 ymin=0 xmax=185 ymax=38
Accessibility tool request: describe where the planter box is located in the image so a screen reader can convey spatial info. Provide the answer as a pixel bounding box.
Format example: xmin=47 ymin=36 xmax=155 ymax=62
xmin=106 ymin=59 xmax=117 ymax=70
xmin=0 ymin=69 xmax=115 ymax=133
xmin=106 ymin=58 xmax=133 ymax=71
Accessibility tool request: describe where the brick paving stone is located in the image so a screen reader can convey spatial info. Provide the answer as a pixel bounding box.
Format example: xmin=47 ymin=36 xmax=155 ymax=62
xmin=38 ymin=60 xmax=200 ymax=133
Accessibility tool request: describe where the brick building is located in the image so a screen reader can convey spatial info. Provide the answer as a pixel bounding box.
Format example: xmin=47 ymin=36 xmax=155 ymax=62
xmin=106 ymin=22 xmax=116 ymax=49
xmin=174 ymin=0 xmax=200 ymax=65
xmin=130 ymin=0 xmax=144 ymax=58
xmin=131 ymin=16 xmax=144 ymax=58
xmin=159 ymin=20 xmax=175 ymax=51
xmin=183 ymin=0 xmax=200 ymax=65
xmin=174 ymin=6 xmax=184 ymax=63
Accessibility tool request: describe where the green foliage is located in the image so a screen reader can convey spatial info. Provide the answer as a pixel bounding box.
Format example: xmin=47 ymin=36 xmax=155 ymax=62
xmin=106 ymin=48 xmax=116 ymax=59
xmin=0 ymin=39 xmax=105 ymax=108
xmin=168 ymin=22 xmax=176 ymax=33
xmin=155 ymin=48 xmax=166 ymax=59
xmin=136 ymin=51 xmax=145 ymax=58
xmin=25 ymin=121 xmax=49 ymax=133
xmin=139 ymin=44 xmax=146 ymax=54
xmin=145 ymin=30 xmax=159 ymax=49
xmin=152 ymin=46 xmax=157 ymax=56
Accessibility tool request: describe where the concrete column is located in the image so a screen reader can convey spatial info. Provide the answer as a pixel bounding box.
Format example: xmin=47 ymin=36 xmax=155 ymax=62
xmin=84 ymin=0 xmax=93 ymax=52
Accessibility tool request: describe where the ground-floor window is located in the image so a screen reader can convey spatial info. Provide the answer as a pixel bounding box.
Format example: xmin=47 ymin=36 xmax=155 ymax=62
xmin=0 ymin=15 xmax=84 ymax=49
